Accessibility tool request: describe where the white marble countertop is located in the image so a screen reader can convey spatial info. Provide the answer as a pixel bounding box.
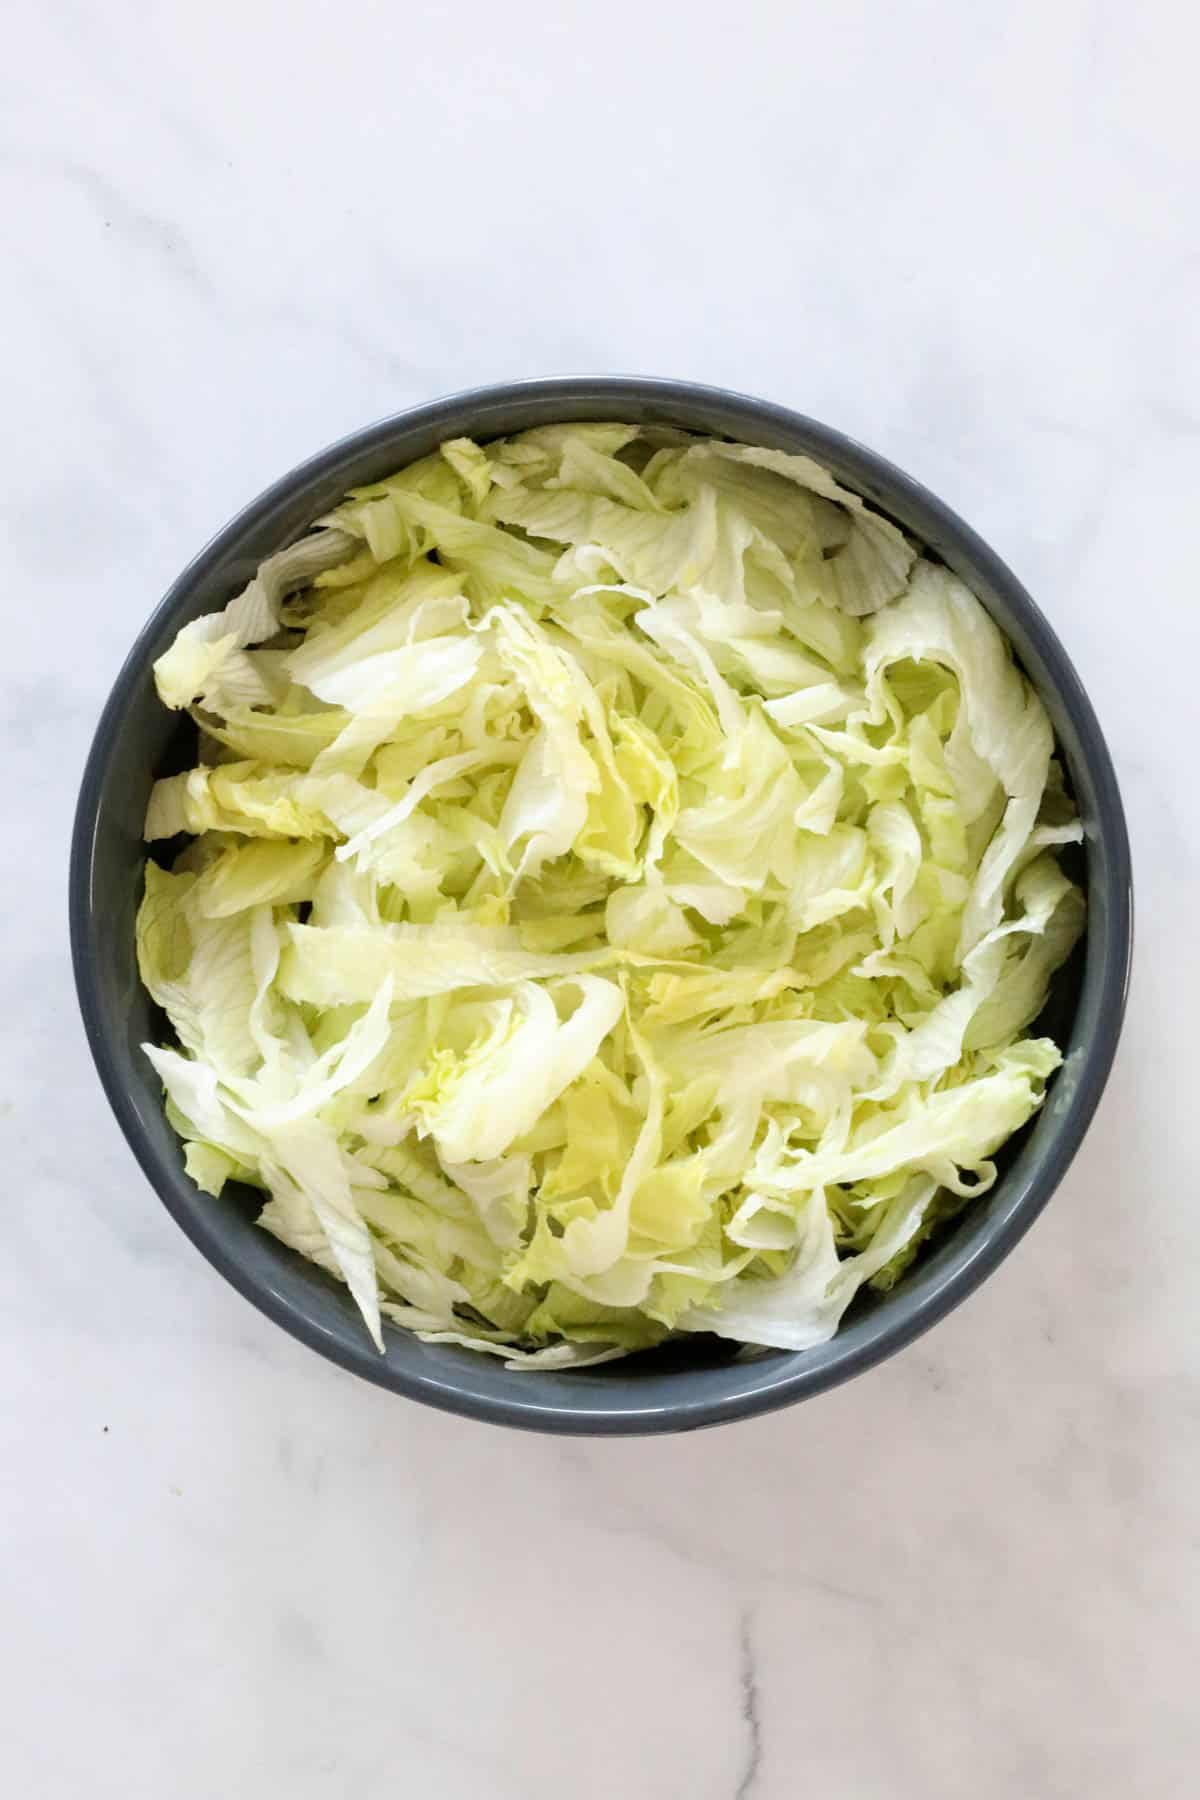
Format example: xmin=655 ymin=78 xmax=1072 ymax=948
xmin=5 ymin=2 xmax=1196 ymax=1793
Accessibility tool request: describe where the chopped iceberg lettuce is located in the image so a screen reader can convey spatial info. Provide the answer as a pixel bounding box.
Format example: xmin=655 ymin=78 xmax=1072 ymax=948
xmin=138 ymin=425 xmax=1083 ymax=1363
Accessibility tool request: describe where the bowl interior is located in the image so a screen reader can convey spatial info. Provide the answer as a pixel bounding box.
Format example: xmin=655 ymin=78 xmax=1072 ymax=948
xmin=72 ymin=379 xmax=1130 ymax=1433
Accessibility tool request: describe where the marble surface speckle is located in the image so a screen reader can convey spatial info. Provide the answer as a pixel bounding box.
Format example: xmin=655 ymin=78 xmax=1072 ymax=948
xmin=5 ymin=3 xmax=1198 ymax=1793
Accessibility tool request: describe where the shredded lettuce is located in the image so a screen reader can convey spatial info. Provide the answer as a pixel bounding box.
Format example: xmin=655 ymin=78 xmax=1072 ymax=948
xmin=138 ymin=426 xmax=1083 ymax=1364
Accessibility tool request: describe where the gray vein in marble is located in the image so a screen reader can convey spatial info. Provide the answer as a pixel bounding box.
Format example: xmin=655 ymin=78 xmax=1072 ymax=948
xmin=4 ymin=3 xmax=229 ymax=171
xmin=6 ymin=149 xmax=213 ymax=296
xmin=734 ymin=1609 xmax=763 ymax=1800
xmin=567 ymin=1487 xmax=881 ymax=1606
xmin=262 ymin=301 xmax=434 ymax=387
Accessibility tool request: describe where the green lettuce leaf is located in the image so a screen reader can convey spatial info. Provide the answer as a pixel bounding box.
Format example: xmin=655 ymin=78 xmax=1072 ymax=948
xmin=138 ymin=422 xmax=1083 ymax=1361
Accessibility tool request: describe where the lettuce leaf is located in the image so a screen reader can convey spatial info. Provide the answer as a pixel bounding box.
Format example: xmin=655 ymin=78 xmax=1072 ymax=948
xmin=138 ymin=423 xmax=1083 ymax=1361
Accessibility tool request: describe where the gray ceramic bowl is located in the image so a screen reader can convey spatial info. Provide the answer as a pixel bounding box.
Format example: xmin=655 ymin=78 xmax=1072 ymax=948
xmin=70 ymin=377 xmax=1132 ymax=1434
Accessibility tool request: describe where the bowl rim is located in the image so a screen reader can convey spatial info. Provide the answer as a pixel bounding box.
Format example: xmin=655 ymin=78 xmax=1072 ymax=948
xmin=70 ymin=375 xmax=1133 ymax=1434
